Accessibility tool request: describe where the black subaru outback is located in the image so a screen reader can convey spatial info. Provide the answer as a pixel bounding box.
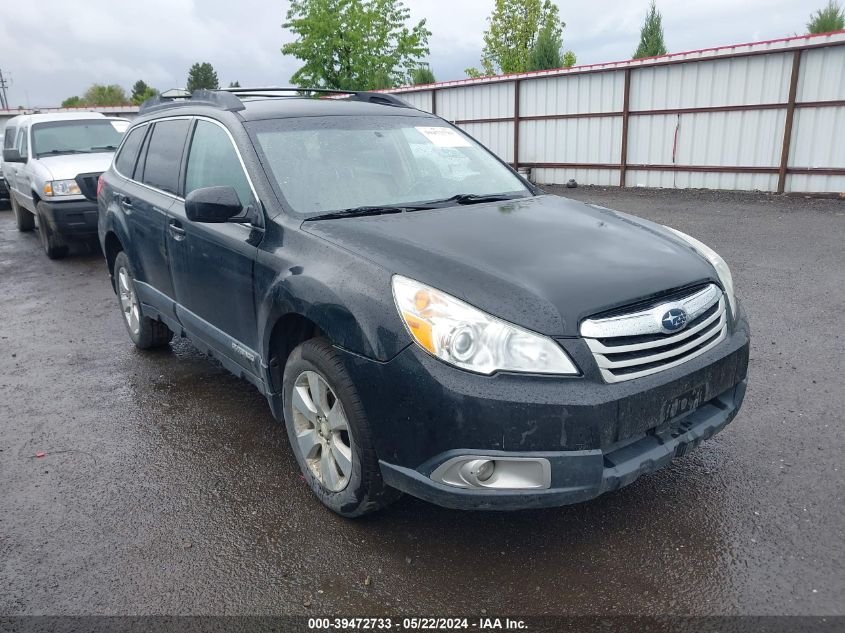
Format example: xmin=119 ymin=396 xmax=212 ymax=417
xmin=97 ymin=88 xmax=749 ymax=517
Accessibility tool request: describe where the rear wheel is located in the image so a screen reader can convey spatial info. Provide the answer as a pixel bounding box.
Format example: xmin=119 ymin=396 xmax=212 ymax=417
xmin=11 ymin=196 xmax=35 ymax=232
xmin=113 ymin=251 xmax=173 ymax=349
xmin=36 ymin=202 xmax=68 ymax=260
xmin=283 ymin=338 xmax=401 ymax=517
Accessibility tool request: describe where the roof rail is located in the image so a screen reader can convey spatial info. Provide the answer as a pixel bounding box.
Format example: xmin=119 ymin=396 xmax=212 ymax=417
xmin=138 ymin=89 xmax=245 ymax=115
xmin=221 ymin=86 xmax=349 ymax=97
xmin=222 ymin=86 xmax=414 ymax=108
xmin=345 ymin=91 xmax=413 ymax=108
xmin=138 ymin=87 xmax=415 ymax=115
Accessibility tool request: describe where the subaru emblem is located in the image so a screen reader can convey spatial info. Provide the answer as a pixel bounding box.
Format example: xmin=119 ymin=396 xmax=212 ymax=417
xmin=661 ymin=308 xmax=688 ymax=333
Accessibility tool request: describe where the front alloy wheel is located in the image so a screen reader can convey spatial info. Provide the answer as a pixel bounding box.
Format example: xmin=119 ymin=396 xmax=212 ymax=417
xmin=282 ymin=338 xmax=401 ymax=516
xmin=291 ymin=370 xmax=353 ymax=492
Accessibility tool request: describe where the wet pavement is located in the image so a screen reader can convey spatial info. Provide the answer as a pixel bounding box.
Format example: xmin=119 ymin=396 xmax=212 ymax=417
xmin=0 ymin=188 xmax=843 ymax=616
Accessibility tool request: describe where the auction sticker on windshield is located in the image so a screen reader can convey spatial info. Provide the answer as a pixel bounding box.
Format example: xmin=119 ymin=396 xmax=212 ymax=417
xmin=416 ymin=126 xmax=471 ymax=148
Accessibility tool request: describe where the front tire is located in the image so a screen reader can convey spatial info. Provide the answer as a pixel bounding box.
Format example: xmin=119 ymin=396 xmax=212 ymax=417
xmin=283 ymin=338 xmax=400 ymax=517
xmin=36 ymin=202 xmax=68 ymax=260
xmin=113 ymin=251 xmax=173 ymax=349
xmin=11 ymin=196 xmax=35 ymax=232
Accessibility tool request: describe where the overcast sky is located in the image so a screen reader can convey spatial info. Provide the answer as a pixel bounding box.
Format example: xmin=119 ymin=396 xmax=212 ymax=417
xmin=0 ymin=0 xmax=823 ymax=107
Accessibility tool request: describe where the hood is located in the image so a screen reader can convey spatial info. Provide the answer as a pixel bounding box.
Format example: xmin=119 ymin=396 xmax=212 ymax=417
xmin=35 ymin=152 xmax=114 ymax=181
xmin=302 ymin=195 xmax=718 ymax=336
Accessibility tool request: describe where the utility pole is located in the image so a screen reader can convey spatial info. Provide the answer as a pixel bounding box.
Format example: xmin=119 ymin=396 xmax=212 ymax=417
xmin=0 ymin=69 xmax=9 ymax=110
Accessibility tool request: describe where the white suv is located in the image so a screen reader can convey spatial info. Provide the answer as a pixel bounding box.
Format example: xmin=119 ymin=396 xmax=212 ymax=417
xmin=2 ymin=112 xmax=129 ymax=258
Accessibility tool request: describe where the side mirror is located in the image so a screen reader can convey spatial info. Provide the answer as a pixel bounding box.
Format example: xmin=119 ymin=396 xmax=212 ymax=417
xmin=2 ymin=148 xmax=25 ymax=163
xmin=185 ymin=186 xmax=244 ymax=223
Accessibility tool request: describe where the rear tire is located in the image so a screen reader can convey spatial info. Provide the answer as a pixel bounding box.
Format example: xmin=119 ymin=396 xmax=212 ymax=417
xmin=11 ymin=196 xmax=35 ymax=232
xmin=113 ymin=251 xmax=173 ymax=349
xmin=283 ymin=338 xmax=401 ymax=517
xmin=36 ymin=202 xmax=68 ymax=260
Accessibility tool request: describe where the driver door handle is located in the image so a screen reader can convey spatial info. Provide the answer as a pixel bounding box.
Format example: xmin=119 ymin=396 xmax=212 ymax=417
xmin=168 ymin=219 xmax=186 ymax=240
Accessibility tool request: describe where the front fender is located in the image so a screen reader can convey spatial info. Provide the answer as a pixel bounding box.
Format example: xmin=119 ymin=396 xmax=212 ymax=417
xmin=255 ymin=223 xmax=412 ymax=367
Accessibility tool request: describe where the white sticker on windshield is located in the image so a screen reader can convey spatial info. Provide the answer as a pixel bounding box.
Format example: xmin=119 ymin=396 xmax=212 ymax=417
xmin=111 ymin=120 xmax=130 ymax=134
xmin=416 ymin=126 xmax=471 ymax=148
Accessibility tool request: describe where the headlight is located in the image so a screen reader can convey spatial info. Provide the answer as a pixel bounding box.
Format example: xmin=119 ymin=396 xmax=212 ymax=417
xmin=44 ymin=180 xmax=81 ymax=197
xmin=664 ymin=226 xmax=737 ymax=322
xmin=392 ymin=275 xmax=579 ymax=375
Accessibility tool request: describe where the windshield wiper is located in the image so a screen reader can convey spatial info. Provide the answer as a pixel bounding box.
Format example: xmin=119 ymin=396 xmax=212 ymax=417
xmin=90 ymin=145 xmax=118 ymax=151
xmin=304 ymin=204 xmax=432 ymax=221
xmin=411 ymin=193 xmax=528 ymax=208
xmin=303 ymin=194 xmax=528 ymax=221
xmin=39 ymin=149 xmax=91 ymax=156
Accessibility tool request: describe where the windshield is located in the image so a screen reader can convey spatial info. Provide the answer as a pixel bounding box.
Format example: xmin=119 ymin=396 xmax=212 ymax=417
xmin=32 ymin=119 xmax=127 ymax=157
xmin=248 ymin=115 xmax=530 ymax=216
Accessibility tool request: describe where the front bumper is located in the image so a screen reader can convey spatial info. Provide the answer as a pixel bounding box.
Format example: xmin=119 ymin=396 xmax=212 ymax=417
xmin=380 ymin=380 xmax=745 ymax=509
xmin=334 ymin=311 xmax=750 ymax=510
xmin=39 ymin=199 xmax=98 ymax=236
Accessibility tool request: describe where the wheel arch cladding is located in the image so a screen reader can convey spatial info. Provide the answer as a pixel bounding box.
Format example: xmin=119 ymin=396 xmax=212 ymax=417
xmin=104 ymin=231 xmax=124 ymax=277
xmin=266 ymin=313 xmax=324 ymax=393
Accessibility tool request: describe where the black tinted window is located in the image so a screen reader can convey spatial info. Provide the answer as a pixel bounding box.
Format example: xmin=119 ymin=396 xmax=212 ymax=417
xmin=115 ymin=125 xmax=147 ymax=177
xmin=141 ymin=119 xmax=190 ymax=194
xmin=185 ymin=120 xmax=252 ymax=204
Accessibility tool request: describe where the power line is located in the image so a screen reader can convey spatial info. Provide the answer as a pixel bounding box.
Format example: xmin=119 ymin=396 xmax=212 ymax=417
xmin=0 ymin=69 xmax=9 ymax=109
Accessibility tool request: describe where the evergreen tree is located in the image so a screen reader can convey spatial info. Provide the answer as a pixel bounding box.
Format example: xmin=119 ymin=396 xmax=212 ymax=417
xmin=807 ymin=1 xmax=845 ymax=33
xmin=187 ymin=63 xmax=220 ymax=92
xmin=633 ymin=1 xmax=667 ymax=59
xmin=411 ymin=65 xmax=436 ymax=85
xmin=528 ymin=25 xmax=563 ymax=71
xmin=130 ymin=80 xmax=159 ymax=105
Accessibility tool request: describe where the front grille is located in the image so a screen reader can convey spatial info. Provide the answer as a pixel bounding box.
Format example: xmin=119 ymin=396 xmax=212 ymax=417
xmin=580 ymin=284 xmax=728 ymax=383
xmin=75 ymin=172 xmax=102 ymax=202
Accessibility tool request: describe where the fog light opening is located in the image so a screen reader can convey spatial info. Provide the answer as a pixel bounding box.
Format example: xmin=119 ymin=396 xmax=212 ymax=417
xmin=459 ymin=459 xmax=495 ymax=486
xmin=431 ymin=455 xmax=552 ymax=490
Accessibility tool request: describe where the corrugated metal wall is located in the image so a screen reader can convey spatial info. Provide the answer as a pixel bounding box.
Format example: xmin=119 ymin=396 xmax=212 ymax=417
xmin=391 ymin=31 xmax=845 ymax=193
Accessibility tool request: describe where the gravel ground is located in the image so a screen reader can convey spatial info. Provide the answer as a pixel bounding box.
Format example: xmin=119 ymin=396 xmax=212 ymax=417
xmin=0 ymin=187 xmax=843 ymax=616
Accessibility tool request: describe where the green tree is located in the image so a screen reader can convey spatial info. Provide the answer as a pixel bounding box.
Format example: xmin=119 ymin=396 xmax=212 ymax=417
xmin=187 ymin=62 xmax=220 ymax=92
xmin=130 ymin=80 xmax=159 ymax=105
xmin=229 ymin=80 xmax=242 ymax=88
xmin=528 ymin=26 xmax=561 ymax=71
xmin=470 ymin=0 xmax=565 ymax=76
xmin=411 ymin=64 xmax=436 ymax=85
xmin=61 ymin=96 xmax=83 ymax=108
xmin=633 ymin=1 xmax=667 ymax=59
xmin=562 ymin=50 xmax=577 ymax=68
xmin=282 ymin=0 xmax=431 ymax=90
xmin=807 ymin=1 xmax=845 ymax=33
xmin=83 ymin=84 xmax=129 ymax=106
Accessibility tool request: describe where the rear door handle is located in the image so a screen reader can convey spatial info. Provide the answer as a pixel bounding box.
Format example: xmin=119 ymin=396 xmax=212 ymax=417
xmin=168 ymin=219 xmax=186 ymax=240
xmin=120 ymin=196 xmax=133 ymax=214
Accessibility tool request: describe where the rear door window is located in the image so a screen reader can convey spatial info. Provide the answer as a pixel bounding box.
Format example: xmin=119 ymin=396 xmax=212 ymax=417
xmin=3 ymin=126 xmax=16 ymax=150
xmin=184 ymin=120 xmax=253 ymax=205
xmin=115 ymin=125 xmax=147 ymax=178
xmin=140 ymin=119 xmax=191 ymax=195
